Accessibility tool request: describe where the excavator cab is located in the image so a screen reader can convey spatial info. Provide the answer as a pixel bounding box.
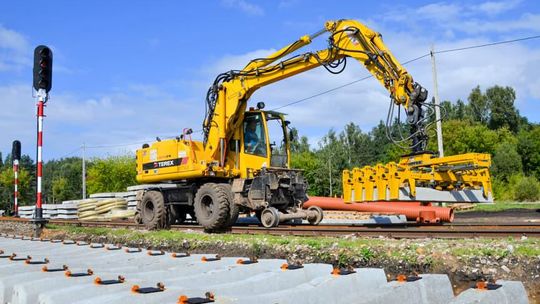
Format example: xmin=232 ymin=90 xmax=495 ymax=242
xmin=240 ymin=109 xmax=290 ymax=173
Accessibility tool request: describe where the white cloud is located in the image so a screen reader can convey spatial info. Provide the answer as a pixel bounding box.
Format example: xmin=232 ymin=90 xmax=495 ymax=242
xmin=0 ymin=83 xmax=205 ymax=160
xmin=221 ymin=0 xmax=264 ymax=16
xmin=475 ymin=0 xmax=522 ymax=16
xmin=0 ymin=25 xmax=30 ymax=72
xmin=416 ymin=3 xmax=462 ymax=21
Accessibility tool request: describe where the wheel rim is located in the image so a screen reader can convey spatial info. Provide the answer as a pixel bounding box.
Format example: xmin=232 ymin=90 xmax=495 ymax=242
xmin=200 ymin=195 xmax=214 ymax=219
xmin=143 ymin=200 xmax=155 ymax=222
xmin=261 ymin=209 xmax=278 ymax=227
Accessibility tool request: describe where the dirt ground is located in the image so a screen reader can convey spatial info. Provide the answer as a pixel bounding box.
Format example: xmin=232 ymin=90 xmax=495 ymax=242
xmin=455 ymin=208 xmax=540 ymax=224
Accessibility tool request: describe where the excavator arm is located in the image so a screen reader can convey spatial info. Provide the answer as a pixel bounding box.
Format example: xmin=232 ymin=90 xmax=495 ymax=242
xmin=203 ymin=19 xmax=428 ymax=165
xmin=201 ymin=19 xmax=492 ymax=204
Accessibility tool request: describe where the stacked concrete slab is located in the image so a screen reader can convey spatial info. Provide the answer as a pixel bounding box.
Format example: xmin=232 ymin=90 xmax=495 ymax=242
xmin=0 ymin=235 xmax=529 ymax=304
xmin=42 ymin=205 xmax=59 ymax=219
xmin=17 ymin=206 xmax=34 ymax=219
xmin=90 ymin=192 xmax=138 ymax=211
xmin=57 ymin=201 xmax=79 ymax=220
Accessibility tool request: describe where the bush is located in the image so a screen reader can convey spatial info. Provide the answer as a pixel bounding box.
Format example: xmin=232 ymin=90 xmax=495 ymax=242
xmin=514 ymin=176 xmax=540 ymax=202
xmin=491 ymin=142 xmax=523 ymax=181
xmin=492 ymin=177 xmax=514 ymax=201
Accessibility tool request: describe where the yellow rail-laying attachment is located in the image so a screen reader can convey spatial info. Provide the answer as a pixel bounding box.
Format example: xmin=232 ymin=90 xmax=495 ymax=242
xmin=343 ymin=153 xmax=493 ymax=203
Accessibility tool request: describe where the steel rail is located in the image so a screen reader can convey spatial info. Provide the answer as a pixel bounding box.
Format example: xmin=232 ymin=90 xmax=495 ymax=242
xmin=1 ymin=217 xmax=538 ymax=239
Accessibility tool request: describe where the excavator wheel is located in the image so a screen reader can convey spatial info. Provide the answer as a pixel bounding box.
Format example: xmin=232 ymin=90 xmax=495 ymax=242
xmin=140 ymin=191 xmax=167 ymax=230
xmin=194 ymin=183 xmax=230 ymax=231
xmin=216 ymin=183 xmax=240 ymax=227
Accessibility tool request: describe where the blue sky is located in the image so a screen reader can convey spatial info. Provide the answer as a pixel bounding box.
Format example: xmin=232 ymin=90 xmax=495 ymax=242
xmin=1 ymin=0 xmax=539 ymax=160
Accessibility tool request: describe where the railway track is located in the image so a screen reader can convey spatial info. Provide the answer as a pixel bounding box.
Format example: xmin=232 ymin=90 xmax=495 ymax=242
xmin=1 ymin=217 xmax=539 ymax=238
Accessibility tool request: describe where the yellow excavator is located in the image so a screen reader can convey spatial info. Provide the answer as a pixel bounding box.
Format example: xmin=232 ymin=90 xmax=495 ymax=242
xmin=133 ymin=19 xmax=492 ymax=230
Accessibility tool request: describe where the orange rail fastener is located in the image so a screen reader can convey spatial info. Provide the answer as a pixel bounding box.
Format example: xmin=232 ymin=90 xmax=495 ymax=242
xmin=65 ymin=268 xmax=93 ymax=277
xmin=125 ymin=248 xmax=142 ymax=253
xmin=475 ymin=281 xmax=502 ymax=291
xmin=281 ymin=263 xmax=303 ymax=271
xmin=147 ymin=250 xmax=165 ymax=256
xmin=236 ymin=257 xmax=258 ymax=265
xmin=94 ymin=275 xmax=125 ymax=285
xmin=201 ymin=255 xmax=221 ymax=262
xmin=396 ymin=274 xmax=422 ymax=283
xmin=331 ymin=267 xmax=356 ymax=276
xmin=178 ymin=291 xmax=215 ymax=304
xmin=42 ymin=265 xmax=68 ymax=272
xmin=132 ymin=282 xmax=165 ymax=294
xmin=171 ymin=252 xmax=190 ymax=258
xmin=25 ymin=256 xmax=49 ymax=265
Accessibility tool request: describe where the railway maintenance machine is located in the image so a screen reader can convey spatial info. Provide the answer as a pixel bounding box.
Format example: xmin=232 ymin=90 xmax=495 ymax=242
xmin=132 ymin=19 xmax=493 ymax=231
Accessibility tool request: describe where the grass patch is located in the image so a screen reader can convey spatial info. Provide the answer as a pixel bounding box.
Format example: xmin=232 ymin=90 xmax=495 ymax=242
xmin=43 ymin=224 xmax=540 ymax=260
xmin=460 ymin=202 xmax=540 ymax=212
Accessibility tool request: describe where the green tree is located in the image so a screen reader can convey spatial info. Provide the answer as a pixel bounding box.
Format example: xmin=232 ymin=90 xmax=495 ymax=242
xmin=486 ymin=86 xmax=520 ymax=132
xmin=437 ymin=120 xmax=514 ymax=156
xmin=517 ymin=126 xmax=540 ymax=179
xmin=289 ymin=127 xmax=310 ymax=153
xmin=491 ymin=142 xmax=523 ymax=181
xmin=51 ymin=177 xmax=72 ymax=203
xmin=86 ymin=155 xmax=136 ymax=194
xmin=43 ymin=157 xmax=82 ymax=203
xmin=0 ymin=168 xmax=32 ymax=211
xmin=468 ymin=85 xmax=490 ymax=124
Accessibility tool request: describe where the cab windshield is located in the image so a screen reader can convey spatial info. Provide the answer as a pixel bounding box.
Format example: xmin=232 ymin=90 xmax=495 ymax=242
xmin=243 ymin=114 xmax=267 ymax=157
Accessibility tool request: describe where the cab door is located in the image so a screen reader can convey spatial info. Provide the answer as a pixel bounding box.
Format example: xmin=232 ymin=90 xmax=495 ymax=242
xmin=239 ymin=112 xmax=270 ymax=178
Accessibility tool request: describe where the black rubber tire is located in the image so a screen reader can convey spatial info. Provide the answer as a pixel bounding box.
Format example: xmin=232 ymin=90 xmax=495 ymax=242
xmin=194 ymin=183 xmax=230 ymax=231
xmin=140 ymin=191 xmax=167 ymax=230
xmin=134 ymin=212 xmax=143 ymax=224
xmin=217 ymin=184 xmax=240 ymax=227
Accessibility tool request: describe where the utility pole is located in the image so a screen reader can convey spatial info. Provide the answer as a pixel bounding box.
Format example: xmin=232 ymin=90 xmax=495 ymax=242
xmin=82 ymin=143 xmax=86 ymax=199
xmin=328 ymin=156 xmax=333 ymax=197
xmin=430 ymin=45 xmax=444 ymax=157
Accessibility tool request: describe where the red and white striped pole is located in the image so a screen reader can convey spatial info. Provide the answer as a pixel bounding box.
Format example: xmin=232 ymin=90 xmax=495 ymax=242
xmin=32 ymin=45 xmax=52 ymax=228
xmin=12 ymin=140 xmax=21 ymax=217
xmin=35 ymin=93 xmax=46 ymax=220
xmin=13 ymin=160 xmax=19 ymax=216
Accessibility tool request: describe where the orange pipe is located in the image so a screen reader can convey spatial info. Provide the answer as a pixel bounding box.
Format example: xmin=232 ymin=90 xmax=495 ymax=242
xmin=304 ymin=196 xmax=454 ymax=222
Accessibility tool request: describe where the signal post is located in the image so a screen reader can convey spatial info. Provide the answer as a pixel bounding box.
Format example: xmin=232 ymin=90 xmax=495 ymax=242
xmin=32 ymin=45 xmax=53 ymax=236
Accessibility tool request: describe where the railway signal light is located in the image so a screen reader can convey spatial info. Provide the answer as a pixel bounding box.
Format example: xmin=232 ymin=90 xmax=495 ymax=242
xmin=33 ymin=45 xmax=53 ymax=93
xmin=12 ymin=140 xmax=21 ymax=161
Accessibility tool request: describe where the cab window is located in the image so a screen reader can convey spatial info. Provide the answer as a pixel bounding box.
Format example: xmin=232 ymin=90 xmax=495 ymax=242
xmin=243 ymin=114 xmax=267 ymax=157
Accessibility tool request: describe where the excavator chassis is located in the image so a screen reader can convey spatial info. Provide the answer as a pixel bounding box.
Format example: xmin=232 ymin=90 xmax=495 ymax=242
xmin=231 ymin=168 xmax=322 ymax=227
xmin=132 ymin=168 xmax=321 ymax=230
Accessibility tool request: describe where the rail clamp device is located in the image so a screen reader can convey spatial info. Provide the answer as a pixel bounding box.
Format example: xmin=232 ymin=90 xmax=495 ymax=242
xmin=343 ymin=152 xmax=493 ymax=203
